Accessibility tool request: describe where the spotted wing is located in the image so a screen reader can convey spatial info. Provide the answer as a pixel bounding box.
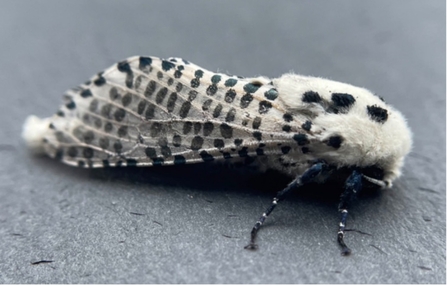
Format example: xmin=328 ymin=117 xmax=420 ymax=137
xmin=43 ymin=56 xmax=306 ymax=168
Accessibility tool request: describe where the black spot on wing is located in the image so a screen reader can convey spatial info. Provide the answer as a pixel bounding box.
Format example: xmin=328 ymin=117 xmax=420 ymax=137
xmin=220 ymin=123 xmax=233 ymax=138
xmin=172 ymin=135 xmax=182 ymax=147
xmin=117 ymin=126 xmax=127 ymax=137
xmin=174 ymin=155 xmax=186 ymax=165
xmin=145 ymin=104 xmax=155 ymax=119
xmin=117 ymin=61 xmax=132 ymax=73
xmin=99 ymin=137 xmax=109 ymax=149
xmin=117 ymin=61 xmax=133 ymax=88
xmin=206 ymin=84 xmax=218 ymax=95
xmin=253 ymin=131 xmax=262 ymax=141
xmin=264 ymin=88 xmax=278 ymax=100
xmin=190 ymin=78 xmax=200 ymax=88
xmin=114 ymin=108 xmax=126 ymax=122
xmin=145 ymin=147 xmax=157 ymax=158
xmin=109 ymin=87 xmax=120 ymax=100
xmin=176 ymin=82 xmax=183 ymax=92
xmin=214 ymin=139 xmax=225 ymax=148
xmin=188 ymin=90 xmax=198 ymax=101
xmin=224 ymin=89 xmax=236 ymax=103
xmin=104 ymin=122 xmax=113 ymax=133
xmin=183 ymin=122 xmax=192 ymax=134
xmin=240 ymin=94 xmax=253 ymax=108
xmin=283 ymin=113 xmax=293 ymax=122
xmin=137 ymin=101 xmax=146 ymax=114
xmin=252 ymin=117 xmax=262 ymax=129
xmin=126 ymin=159 xmax=137 ymax=166
xmin=211 ymin=75 xmax=221 ymax=84
xmin=161 ymin=60 xmax=175 ymax=71
xmin=174 ymin=70 xmax=182 ymax=78
xmin=225 ymin=108 xmax=236 ymax=122
xmin=166 ymin=92 xmax=177 ymax=113
xmin=155 ymin=87 xmax=168 ymax=104
xmin=113 ymin=141 xmax=122 ymax=153
xmin=243 ymin=83 xmax=260 ymax=93
xmin=194 ymin=123 xmax=201 ymax=135
xmin=202 ymin=99 xmax=212 ymax=111
xmin=191 ymin=136 xmax=204 ymax=150
xmin=152 ymin=157 xmax=164 ymax=166
xmin=150 ymin=122 xmax=162 ymax=137
xmin=302 ymin=120 xmax=312 ymax=131
xmin=282 ymin=125 xmax=291 ymax=132
xmin=80 ymin=89 xmax=93 ymax=98
xmin=238 ymin=147 xmax=248 ymax=157
xmin=121 ymin=93 xmax=132 ymax=106
xmin=293 ymin=134 xmax=309 ymax=146
xmin=213 ymin=104 xmax=223 ymax=118
xmin=93 ymin=76 xmax=106 ymax=86
xmin=139 ymin=56 xmax=152 ymax=72
xmin=224 ymin=78 xmax=237 ymax=87
xmin=281 ymin=146 xmax=291 ymax=154
xmin=145 ymin=81 xmax=157 ymax=97
xmin=200 ymin=151 xmax=214 ymax=162
xmin=258 ymin=101 xmax=272 ymax=114
xmin=66 ymin=101 xmax=76 ymax=110
xmin=194 ymin=70 xmax=204 ymax=78
xmin=203 ymin=122 xmax=214 ymax=136
xmin=67 ymin=147 xmax=77 ymax=157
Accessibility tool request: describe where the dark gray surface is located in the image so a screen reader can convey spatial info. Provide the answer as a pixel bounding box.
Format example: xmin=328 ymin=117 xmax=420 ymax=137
xmin=0 ymin=0 xmax=445 ymax=283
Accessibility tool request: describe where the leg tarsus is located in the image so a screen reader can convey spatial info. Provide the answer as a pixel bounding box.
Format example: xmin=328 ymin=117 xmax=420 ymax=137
xmin=337 ymin=169 xmax=363 ymax=256
xmin=244 ymin=224 xmax=261 ymax=250
xmin=244 ymin=243 xmax=258 ymax=250
xmin=338 ymin=232 xmax=352 ymax=256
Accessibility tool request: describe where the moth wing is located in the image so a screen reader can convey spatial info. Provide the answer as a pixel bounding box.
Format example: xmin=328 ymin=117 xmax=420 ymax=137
xmin=43 ymin=56 xmax=303 ymax=168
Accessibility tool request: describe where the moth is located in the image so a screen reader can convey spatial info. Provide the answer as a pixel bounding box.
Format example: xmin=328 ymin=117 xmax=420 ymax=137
xmin=22 ymin=56 xmax=412 ymax=255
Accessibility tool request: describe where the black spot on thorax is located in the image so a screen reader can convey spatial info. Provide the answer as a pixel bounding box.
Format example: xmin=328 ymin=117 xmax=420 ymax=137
xmin=331 ymin=93 xmax=355 ymax=108
xmin=302 ymin=91 xmax=321 ymax=103
xmin=367 ymin=105 xmax=388 ymax=123
xmin=327 ymin=135 xmax=343 ymax=148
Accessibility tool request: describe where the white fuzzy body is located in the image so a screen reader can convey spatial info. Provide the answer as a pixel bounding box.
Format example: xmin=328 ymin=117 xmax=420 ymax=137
xmin=22 ymin=56 xmax=412 ymax=186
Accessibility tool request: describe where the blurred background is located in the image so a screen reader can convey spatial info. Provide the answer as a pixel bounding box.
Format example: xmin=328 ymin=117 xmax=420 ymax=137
xmin=0 ymin=0 xmax=445 ymax=283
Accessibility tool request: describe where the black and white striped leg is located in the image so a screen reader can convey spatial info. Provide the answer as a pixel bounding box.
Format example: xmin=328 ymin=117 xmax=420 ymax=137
xmin=244 ymin=162 xmax=328 ymax=250
xmin=337 ymin=169 xmax=363 ymax=256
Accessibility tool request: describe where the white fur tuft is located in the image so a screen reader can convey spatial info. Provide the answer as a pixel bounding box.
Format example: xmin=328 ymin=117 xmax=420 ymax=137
xmin=22 ymin=115 xmax=51 ymax=154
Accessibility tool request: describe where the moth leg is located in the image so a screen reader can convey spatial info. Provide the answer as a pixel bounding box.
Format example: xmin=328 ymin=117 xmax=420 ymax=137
xmin=244 ymin=161 xmax=328 ymax=250
xmin=337 ymin=169 xmax=363 ymax=256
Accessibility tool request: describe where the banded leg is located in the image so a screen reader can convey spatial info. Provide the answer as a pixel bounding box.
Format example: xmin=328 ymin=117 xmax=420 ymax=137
xmin=244 ymin=162 xmax=328 ymax=250
xmin=337 ymin=169 xmax=363 ymax=255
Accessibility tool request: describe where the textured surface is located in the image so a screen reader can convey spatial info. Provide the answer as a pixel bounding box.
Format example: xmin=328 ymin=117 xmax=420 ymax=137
xmin=0 ymin=0 xmax=445 ymax=283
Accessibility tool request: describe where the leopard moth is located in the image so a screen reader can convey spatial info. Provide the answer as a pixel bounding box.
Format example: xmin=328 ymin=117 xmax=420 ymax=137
xmin=22 ymin=56 xmax=412 ymax=255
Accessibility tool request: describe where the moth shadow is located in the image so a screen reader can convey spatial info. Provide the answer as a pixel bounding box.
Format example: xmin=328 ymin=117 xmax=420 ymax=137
xmin=33 ymin=155 xmax=382 ymax=211
xmin=85 ymin=161 xmax=382 ymax=205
